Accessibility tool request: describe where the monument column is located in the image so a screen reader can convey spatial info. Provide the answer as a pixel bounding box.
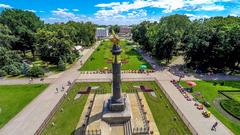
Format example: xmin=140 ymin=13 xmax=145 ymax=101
xmin=102 ymin=32 xmax=131 ymax=124
xmin=112 ymin=44 xmax=122 ymax=102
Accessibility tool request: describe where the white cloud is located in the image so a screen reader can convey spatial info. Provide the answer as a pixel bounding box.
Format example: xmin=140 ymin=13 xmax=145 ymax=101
xmin=185 ymin=13 xmax=210 ymax=20
xmin=200 ymin=5 xmax=225 ymax=11
xmin=0 ymin=4 xmax=12 ymax=8
xmin=25 ymin=9 xmax=36 ymax=13
xmin=52 ymin=8 xmax=75 ymax=18
xmin=95 ymin=0 xmax=229 ymax=18
xmin=39 ymin=11 xmax=45 ymax=13
xmin=230 ymin=13 xmax=238 ymax=17
xmin=95 ymin=2 xmax=121 ymax=8
xmin=72 ymin=9 xmax=79 ymax=12
xmin=127 ymin=9 xmax=147 ymax=18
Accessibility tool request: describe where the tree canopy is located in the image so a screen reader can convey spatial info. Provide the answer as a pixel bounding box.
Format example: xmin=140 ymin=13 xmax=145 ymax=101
xmin=0 ymin=9 xmax=96 ymax=77
xmin=132 ymin=14 xmax=240 ymax=72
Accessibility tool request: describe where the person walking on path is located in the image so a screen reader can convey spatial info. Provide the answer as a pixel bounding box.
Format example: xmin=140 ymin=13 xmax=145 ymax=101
xmin=61 ymin=86 xmax=65 ymax=91
xmin=211 ymin=122 xmax=218 ymax=131
xmin=29 ymin=77 xmax=33 ymax=84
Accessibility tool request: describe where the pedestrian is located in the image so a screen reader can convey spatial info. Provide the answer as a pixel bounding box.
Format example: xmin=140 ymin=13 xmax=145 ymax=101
xmin=211 ymin=122 xmax=218 ymax=131
xmin=56 ymin=88 xmax=59 ymax=93
xmin=40 ymin=77 xmax=44 ymax=82
xmin=61 ymin=86 xmax=65 ymax=91
xmin=67 ymin=80 xmax=71 ymax=86
xmin=29 ymin=77 xmax=33 ymax=84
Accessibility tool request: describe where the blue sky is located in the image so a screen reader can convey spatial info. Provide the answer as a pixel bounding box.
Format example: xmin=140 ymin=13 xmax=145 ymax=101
xmin=0 ymin=0 xmax=239 ymax=25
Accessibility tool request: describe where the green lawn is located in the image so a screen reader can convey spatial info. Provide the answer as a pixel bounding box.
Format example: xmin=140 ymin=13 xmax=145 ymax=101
xmin=226 ymin=92 xmax=240 ymax=102
xmin=42 ymin=81 xmax=190 ymax=135
xmin=141 ymin=82 xmax=191 ymax=135
xmin=80 ymin=40 xmax=151 ymax=71
xmin=0 ymin=84 xmax=48 ymax=128
xmin=220 ymin=99 xmax=240 ymax=119
xmin=180 ymin=81 xmax=240 ymax=135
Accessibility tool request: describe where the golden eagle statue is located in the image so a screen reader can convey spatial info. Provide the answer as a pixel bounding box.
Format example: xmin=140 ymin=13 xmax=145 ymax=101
xmin=110 ymin=30 xmax=120 ymax=45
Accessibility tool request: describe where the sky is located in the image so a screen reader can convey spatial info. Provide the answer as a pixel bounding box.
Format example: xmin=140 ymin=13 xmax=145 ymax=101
xmin=0 ymin=0 xmax=239 ymax=25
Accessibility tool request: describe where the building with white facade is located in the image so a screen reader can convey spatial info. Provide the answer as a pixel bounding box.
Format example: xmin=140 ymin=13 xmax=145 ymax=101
xmin=118 ymin=26 xmax=132 ymax=38
xmin=96 ymin=27 xmax=109 ymax=39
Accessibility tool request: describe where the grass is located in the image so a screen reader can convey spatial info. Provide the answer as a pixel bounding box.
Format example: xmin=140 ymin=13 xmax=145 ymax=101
xmin=220 ymin=99 xmax=240 ymax=119
xmin=225 ymin=92 xmax=240 ymax=102
xmin=180 ymin=81 xmax=240 ymax=135
xmin=42 ymin=81 xmax=191 ymax=135
xmin=0 ymin=84 xmax=48 ymax=128
xmin=80 ymin=40 xmax=151 ymax=71
xmin=141 ymin=82 xmax=191 ymax=135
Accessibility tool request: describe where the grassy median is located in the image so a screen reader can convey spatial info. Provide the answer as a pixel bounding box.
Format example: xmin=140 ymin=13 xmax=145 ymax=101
xmin=0 ymin=84 xmax=48 ymax=128
xmin=80 ymin=40 xmax=151 ymax=71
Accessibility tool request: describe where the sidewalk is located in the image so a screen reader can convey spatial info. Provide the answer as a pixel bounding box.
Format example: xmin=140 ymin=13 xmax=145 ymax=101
xmin=0 ymin=42 xmax=100 ymax=135
xmin=0 ymin=78 xmax=56 ymax=85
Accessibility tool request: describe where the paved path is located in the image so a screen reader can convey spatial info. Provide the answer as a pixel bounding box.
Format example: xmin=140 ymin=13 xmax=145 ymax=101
xmin=0 ymin=78 xmax=56 ymax=85
xmin=0 ymin=42 xmax=100 ymax=135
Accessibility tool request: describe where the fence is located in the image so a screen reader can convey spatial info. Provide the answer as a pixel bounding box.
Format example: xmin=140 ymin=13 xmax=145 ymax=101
xmin=85 ymin=129 xmax=101 ymax=135
xmin=155 ymin=79 xmax=198 ymax=135
xmin=34 ymin=80 xmax=76 ymax=135
xmin=80 ymin=91 xmax=98 ymax=135
xmin=132 ymin=127 xmax=150 ymax=135
xmin=133 ymin=92 xmax=150 ymax=135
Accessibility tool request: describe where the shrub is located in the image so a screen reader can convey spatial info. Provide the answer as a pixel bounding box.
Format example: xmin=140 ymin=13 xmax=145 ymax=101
xmin=0 ymin=69 xmax=7 ymax=77
xmin=67 ymin=55 xmax=74 ymax=64
xmin=220 ymin=82 xmax=225 ymax=86
xmin=2 ymin=64 xmax=21 ymax=76
xmin=27 ymin=66 xmax=45 ymax=77
xmin=21 ymin=63 xmax=30 ymax=75
xmin=58 ymin=58 xmax=66 ymax=71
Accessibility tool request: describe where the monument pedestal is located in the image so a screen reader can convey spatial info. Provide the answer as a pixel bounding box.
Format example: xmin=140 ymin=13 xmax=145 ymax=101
xmin=109 ymin=97 xmax=125 ymax=112
xmin=102 ymin=95 xmax=132 ymax=124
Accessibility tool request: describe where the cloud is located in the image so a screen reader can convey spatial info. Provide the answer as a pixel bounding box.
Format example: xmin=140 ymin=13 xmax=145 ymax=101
xmin=200 ymin=5 xmax=225 ymax=11
xmin=95 ymin=2 xmax=121 ymax=8
xmin=0 ymin=4 xmax=12 ymax=8
xmin=95 ymin=0 xmax=230 ymax=18
xmin=72 ymin=9 xmax=79 ymax=12
xmin=185 ymin=13 xmax=210 ymax=20
xmin=39 ymin=11 xmax=45 ymax=13
xmin=127 ymin=9 xmax=147 ymax=18
xmin=52 ymin=8 xmax=75 ymax=18
xmin=25 ymin=9 xmax=36 ymax=13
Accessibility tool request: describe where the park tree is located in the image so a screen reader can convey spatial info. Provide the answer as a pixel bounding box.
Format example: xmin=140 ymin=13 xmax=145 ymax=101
xmin=0 ymin=24 xmax=17 ymax=48
xmin=109 ymin=25 xmax=120 ymax=33
xmin=132 ymin=21 xmax=151 ymax=51
xmin=0 ymin=9 xmax=44 ymax=58
xmin=225 ymin=25 xmax=240 ymax=72
xmin=36 ymin=27 xmax=74 ymax=65
xmin=0 ymin=47 xmax=23 ymax=76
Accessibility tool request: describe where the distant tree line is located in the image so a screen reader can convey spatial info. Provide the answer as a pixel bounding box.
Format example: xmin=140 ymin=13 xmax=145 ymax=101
xmin=132 ymin=14 xmax=240 ymax=73
xmin=0 ymin=9 xmax=96 ymax=77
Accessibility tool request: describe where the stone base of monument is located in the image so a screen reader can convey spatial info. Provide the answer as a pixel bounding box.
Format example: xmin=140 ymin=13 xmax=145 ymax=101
xmin=102 ymin=95 xmax=132 ymax=124
xmin=109 ymin=97 xmax=126 ymax=112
